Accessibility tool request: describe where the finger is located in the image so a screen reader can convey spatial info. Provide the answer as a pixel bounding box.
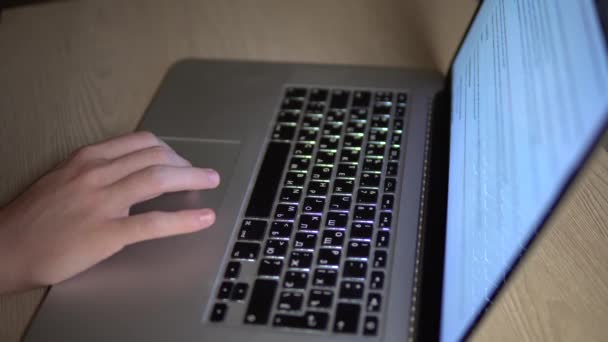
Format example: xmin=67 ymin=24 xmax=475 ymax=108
xmin=113 ymin=208 xmax=216 ymax=245
xmin=109 ymin=165 xmax=220 ymax=206
xmin=71 ymin=131 xmax=168 ymax=163
xmin=100 ymin=145 xmax=191 ymax=185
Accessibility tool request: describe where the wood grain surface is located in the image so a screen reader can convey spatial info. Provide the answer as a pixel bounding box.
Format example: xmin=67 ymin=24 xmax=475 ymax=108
xmin=0 ymin=1 xmax=606 ymax=341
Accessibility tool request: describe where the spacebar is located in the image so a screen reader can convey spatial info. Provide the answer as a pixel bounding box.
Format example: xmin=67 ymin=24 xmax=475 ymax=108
xmin=245 ymin=142 xmax=291 ymax=218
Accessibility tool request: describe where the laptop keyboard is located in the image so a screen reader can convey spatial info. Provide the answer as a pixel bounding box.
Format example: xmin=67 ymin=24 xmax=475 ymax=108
xmin=209 ymin=86 xmax=408 ymax=336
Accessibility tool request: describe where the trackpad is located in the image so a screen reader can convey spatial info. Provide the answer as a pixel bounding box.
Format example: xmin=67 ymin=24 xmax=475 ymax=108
xmin=130 ymin=138 xmax=241 ymax=214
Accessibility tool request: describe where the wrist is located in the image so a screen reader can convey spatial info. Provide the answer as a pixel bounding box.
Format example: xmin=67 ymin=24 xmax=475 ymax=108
xmin=0 ymin=210 xmax=35 ymax=294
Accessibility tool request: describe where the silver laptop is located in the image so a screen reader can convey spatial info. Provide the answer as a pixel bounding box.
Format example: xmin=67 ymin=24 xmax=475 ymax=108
xmin=25 ymin=1 xmax=608 ymax=341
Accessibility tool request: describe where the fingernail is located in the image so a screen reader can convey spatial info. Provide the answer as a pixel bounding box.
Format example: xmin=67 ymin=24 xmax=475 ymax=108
xmin=199 ymin=209 xmax=215 ymax=225
xmin=206 ymin=169 xmax=220 ymax=185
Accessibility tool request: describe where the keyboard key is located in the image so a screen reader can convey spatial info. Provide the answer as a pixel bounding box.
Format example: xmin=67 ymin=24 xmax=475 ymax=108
xmin=360 ymin=172 xmax=381 ymax=187
xmin=357 ymin=188 xmax=379 ymax=203
xmin=302 ymin=197 xmax=325 ymax=213
xmin=264 ymin=239 xmax=289 ymax=257
xmin=322 ymin=122 xmax=342 ymax=136
xmin=343 ymin=260 xmax=367 ymax=278
xmin=391 ymin=132 xmax=402 ymax=145
xmin=224 ymin=261 xmax=241 ymax=279
xmin=367 ymin=129 xmax=388 ymax=142
xmin=326 ymin=109 xmax=346 ymax=122
xmin=352 ymin=91 xmax=371 ymax=107
xmin=319 ymin=136 xmax=340 ymax=149
xmin=289 ymin=251 xmax=313 ymax=269
xmin=293 ymin=143 xmax=315 ymax=156
xmin=354 ymin=205 xmax=375 ymax=221
xmin=329 ymin=195 xmax=351 ymax=210
xmin=340 ymin=149 xmax=360 ymax=163
xmin=330 ymin=90 xmax=350 ymax=108
xmin=370 ymin=271 xmax=385 ymax=290
xmin=317 ymin=248 xmax=341 ymax=266
xmin=259 ymin=220 xmax=282 ymax=240
xmin=231 ymin=242 xmax=260 ymax=260
xmin=373 ymin=250 xmax=387 ymax=268
xmin=238 ymin=219 xmax=267 ymax=240
xmin=284 ymin=172 xmax=306 ymax=187
xmin=339 ymin=281 xmax=364 ymax=299
xmin=281 ymin=98 xmax=304 ymax=110
xmin=376 ymin=231 xmax=390 ymax=248
xmin=277 ymin=291 xmax=304 ymax=311
xmin=343 ymin=134 xmax=364 ymax=148
xmin=279 ymin=187 xmax=302 ymax=202
xmin=283 ymin=271 xmax=309 ymax=289
xmin=337 ymin=163 xmax=358 ymax=178
xmin=333 ymin=179 xmax=354 ymax=193
xmin=396 ymin=105 xmax=406 ymax=117
xmin=321 ymin=229 xmax=345 ymax=247
xmin=372 ymin=104 xmax=391 ymax=115
xmin=366 ymin=293 xmax=382 ymax=312
xmin=381 ymin=194 xmax=394 ymax=210
xmin=245 ymin=142 xmax=290 ymax=217
xmin=388 ymin=146 xmax=400 ymax=161
xmin=326 ymin=212 xmax=348 ymax=228
xmin=312 ymin=268 xmax=338 ymax=287
xmin=308 ymin=289 xmax=333 ymax=309
xmin=349 ymin=108 xmax=368 ymax=120
xmin=365 ymin=143 xmax=385 ymax=157
xmin=371 ymin=115 xmax=390 ymax=128
xmin=217 ymin=281 xmax=233 ymax=299
xmin=363 ymin=316 xmax=379 ymax=336
xmin=275 ymin=204 xmax=298 ymax=220
xmin=298 ymin=214 xmax=322 ymax=231
xmin=362 ymin=158 xmax=383 ymax=172
xmin=346 ymin=240 xmax=371 ymax=258
xmin=272 ymin=124 xmax=297 ymax=140
xmin=345 ymin=121 xmax=366 ymax=134
xmin=258 ymin=258 xmax=284 ymax=276
xmin=375 ymin=91 xmax=393 ymax=103
xmin=288 ymin=157 xmax=310 ymax=171
xmin=306 ymin=102 xmax=325 ymax=114
xmin=293 ymin=232 xmax=317 ymax=249
xmin=307 ymin=181 xmax=329 ymax=196
xmin=350 ymin=222 xmax=373 ymax=239
xmin=245 ymin=279 xmax=278 ymax=324
xmin=309 ymin=88 xmax=328 ymax=102
xmin=298 ymin=129 xmax=318 ymax=142
xmin=396 ymin=92 xmax=407 ymax=104
xmin=384 ymin=178 xmax=397 ymax=192
xmin=393 ymin=119 xmax=404 ymax=130
xmin=231 ymin=283 xmax=249 ymax=301
xmin=302 ymin=114 xmax=323 ymax=128
xmin=334 ymin=303 xmax=361 ymax=333
xmin=379 ymin=212 xmax=392 ymax=229
xmin=311 ymin=166 xmax=332 ymax=180
xmin=209 ymin=303 xmax=228 ymax=322
xmin=285 ymin=87 xmax=307 ymax=98
xmin=277 ymin=111 xmax=299 ymax=123
xmin=315 ymin=150 xmax=336 ymax=165
xmin=273 ymin=311 xmax=329 ymax=330
xmin=386 ymin=162 xmax=399 ymax=176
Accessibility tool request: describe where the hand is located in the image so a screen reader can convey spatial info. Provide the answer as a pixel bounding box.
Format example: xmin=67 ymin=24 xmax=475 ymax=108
xmin=0 ymin=132 xmax=220 ymax=294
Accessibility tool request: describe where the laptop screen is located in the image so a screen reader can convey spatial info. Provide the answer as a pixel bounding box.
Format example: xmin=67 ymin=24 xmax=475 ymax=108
xmin=442 ymin=0 xmax=608 ymax=341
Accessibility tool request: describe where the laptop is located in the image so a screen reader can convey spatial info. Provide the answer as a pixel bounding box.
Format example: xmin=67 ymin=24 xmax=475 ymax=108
xmin=25 ymin=0 xmax=608 ymax=341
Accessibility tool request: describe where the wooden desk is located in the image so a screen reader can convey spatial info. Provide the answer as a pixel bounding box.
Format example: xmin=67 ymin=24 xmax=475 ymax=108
xmin=1 ymin=1 xmax=607 ymax=341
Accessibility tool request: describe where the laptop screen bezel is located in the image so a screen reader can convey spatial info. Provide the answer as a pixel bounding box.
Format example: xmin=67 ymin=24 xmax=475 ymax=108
xmin=419 ymin=0 xmax=608 ymax=340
